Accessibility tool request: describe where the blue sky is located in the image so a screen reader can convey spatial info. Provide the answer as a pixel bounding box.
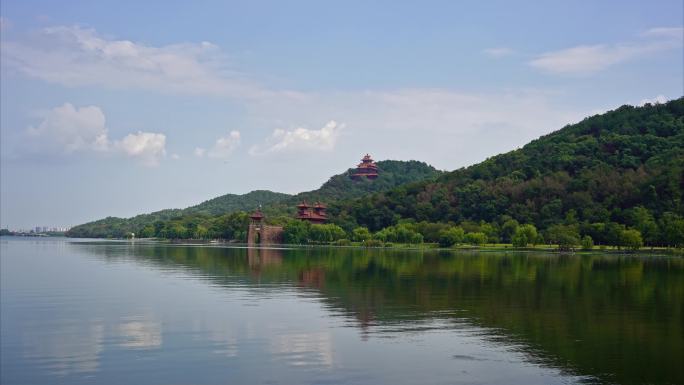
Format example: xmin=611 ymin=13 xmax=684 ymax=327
xmin=1 ymin=0 xmax=682 ymax=229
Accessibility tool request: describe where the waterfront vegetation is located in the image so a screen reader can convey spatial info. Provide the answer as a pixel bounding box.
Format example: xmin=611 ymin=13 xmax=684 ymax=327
xmin=66 ymin=99 xmax=684 ymax=252
xmin=59 ymin=213 xmax=684 ymax=254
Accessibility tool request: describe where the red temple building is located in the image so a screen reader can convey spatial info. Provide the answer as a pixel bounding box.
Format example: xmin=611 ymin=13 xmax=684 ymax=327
xmin=296 ymin=201 xmax=328 ymax=224
xmin=249 ymin=207 xmax=265 ymax=224
xmin=351 ymin=154 xmax=379 ymax=180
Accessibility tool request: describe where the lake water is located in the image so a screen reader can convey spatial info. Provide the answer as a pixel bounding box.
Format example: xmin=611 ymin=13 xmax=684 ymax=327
xmin=1 ymin=237 xmax=682 ymax=385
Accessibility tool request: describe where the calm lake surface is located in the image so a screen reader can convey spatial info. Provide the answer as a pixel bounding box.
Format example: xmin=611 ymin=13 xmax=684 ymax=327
xmin=1 ymin=237 xmax=682 ymax=385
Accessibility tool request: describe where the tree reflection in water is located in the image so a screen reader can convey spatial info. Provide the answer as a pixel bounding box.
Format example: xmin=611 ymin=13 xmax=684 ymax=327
xmin=87 ymin=242 xmax=683 ymax=385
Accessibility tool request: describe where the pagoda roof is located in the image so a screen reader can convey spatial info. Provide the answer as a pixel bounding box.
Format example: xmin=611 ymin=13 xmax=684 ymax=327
xmin=249 ymin=209 xmax=265 ymax=219
xmin=296 ymin=210 xmax=328 ymax=221
xmin=296 ymin=211 xmax=327 ymax=218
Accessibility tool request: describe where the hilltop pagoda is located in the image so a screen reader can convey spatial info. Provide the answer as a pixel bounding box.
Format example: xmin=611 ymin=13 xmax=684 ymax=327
xmin=296 ymin=201 xmax=327 ymax=224
xmin=351 ymin=154 xmax=379 ymax=180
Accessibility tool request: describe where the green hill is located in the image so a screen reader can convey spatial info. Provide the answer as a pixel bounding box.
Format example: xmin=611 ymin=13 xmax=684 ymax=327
xmin=261 ymin=160 xmax=441 ymax=214
xmin=66 ymin=160 xmax=441 ymax=238
xmin=68 ymin=98 xmax=684 ymax=247
xmin=187 ymin=190 xmax=292 ymax=215
xmin=333 ymin=98 xmax=684 ymax=247
xmin=66 ymin=190 xmax=291 ymax=238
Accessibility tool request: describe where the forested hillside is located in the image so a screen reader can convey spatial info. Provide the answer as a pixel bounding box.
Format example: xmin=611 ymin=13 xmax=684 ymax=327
xmin=67 ymin=160 xmax=441 ymax=238
xmin=69 ymin=99 xmax=684 ymax=248
xmin=330 ymin=98 xmax=684 ymax=247
xmin=66 ymin=190 xmax=290 ymax=238
xmin=264 ymin=160 xmax=441 ymax=214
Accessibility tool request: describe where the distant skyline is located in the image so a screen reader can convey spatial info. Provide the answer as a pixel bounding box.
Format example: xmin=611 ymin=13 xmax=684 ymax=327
xmin=1 ymin=0 xmax=683 ymax=228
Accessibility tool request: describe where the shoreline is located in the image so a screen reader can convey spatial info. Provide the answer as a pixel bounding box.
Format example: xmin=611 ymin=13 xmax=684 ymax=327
xmin=46 ymin=235 xmax=684 ymax=257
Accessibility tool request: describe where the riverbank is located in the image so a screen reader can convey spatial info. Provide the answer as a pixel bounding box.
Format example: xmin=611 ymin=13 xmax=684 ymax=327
xmin=145 ymin=237 xmax=683 ymax=257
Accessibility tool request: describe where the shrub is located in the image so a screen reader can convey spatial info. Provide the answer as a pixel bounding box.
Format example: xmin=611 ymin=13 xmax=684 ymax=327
xmin=364 ymin=239 xmax=384 ymax=248
xmin=335 ymin=238 xmax=351 ymax=246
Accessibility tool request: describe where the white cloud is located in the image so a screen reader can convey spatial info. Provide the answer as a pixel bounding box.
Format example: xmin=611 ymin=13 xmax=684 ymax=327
xmin=641 ymin=27 xmax=683 ymax=39
xmin=530 ymin=44 xmax=651 ymax=74
xmin=26 ymin=103 xmax=167 ymax=166
xmin=114 ymin=131 xmax=167 ymax=166
xmin=170 ymin=153 xmax=180 ymax=160
xmin=208 ymin=130 xmax=241 ymax=159
xmin=1 ymin=25 xmax=269 ymax=97
xmin=530 ymin=27 xmax=682 ymax=74
xmin=482 ymin=47 xmax=514 ymax=58
xmin=638 ymin=95 xmax=669 ymax=106
xmin=28 ymin=103 xmax=109 ymax=153
xmin=249 ymin=121 xmax=342 ymax=155
xmin=194 ymin=147 xmax=206 ymax=157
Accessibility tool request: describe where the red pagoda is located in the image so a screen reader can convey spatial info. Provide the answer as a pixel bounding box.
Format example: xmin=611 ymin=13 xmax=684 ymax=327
xmin=351 ymin=154 xmax=379 ymax=180
xmin=296 ymin=201 xmax=327 ymax=224
xmin=249 ymin=207 xmax=265 ymax=224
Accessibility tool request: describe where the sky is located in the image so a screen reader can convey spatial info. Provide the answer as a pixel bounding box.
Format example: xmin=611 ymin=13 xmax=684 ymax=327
xmin=1 ymin=0 xmax=682 ymax=229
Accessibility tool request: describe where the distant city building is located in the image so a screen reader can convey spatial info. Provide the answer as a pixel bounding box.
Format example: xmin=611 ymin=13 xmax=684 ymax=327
xmin=296 ymin=201 xmax=328 ymax=224
xmin=351 ymin=154 xmax=379 ymax=180
xmin=24 ymin=226 xmax=70 ymax=234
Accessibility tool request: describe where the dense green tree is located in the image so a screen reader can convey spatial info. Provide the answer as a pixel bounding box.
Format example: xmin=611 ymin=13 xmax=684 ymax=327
xmin=514 ymin=224 xmax=539 ymax=247
xmin=140 ymin=225 xmax=155 ymax=238
xmin=659 ymin=212 xmax=684 ymax=247
xmin=373 ymin=224 xmax=424 ymax=244
xmin=413 ymin=221 xmax=450 ymax=243
xmin=627 ymin=206 xmax=659 ymax=245
xmin=546 ymin=224 xmax=580 ymax=251
xmin=283 ymin=220 xmax=311 ymax=244
xmin=309 ymin=224 xmax=347 ymax=243
xmin=438 ymin=227 xmax=465 ymax=247
xmin=511 ymin=231 xmax=527 ymax=247
xmin=512 ymin=224 xmax=537 ymax=247
xmin=352 ymin=227 xmax=372 ymax=242
xmin=479 ymin=222 xmax=500 ymax=243
xmin=464 ymin=232 xmax=487 ymax=245
xmin=621 ymin=229 xmax=644 ymax=250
